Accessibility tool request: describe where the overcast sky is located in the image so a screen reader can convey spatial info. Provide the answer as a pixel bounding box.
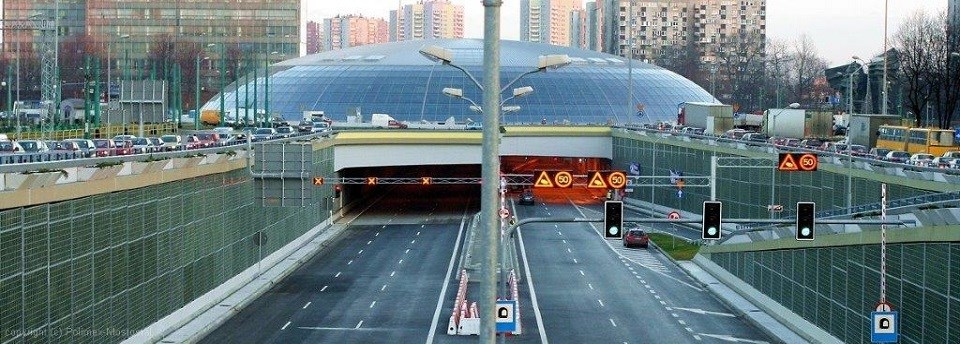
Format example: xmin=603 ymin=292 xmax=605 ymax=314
xmin=304 ymin=0 xmax=948 ymax=67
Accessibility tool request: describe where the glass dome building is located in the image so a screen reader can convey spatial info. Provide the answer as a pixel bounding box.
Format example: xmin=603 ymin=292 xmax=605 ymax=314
xmin=202 ymin=39 xmax=717 ymax=124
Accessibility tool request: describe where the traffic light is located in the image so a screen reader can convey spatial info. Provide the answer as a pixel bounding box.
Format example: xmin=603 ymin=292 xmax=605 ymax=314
xmin=333 ymin=184 xmax=342 ymax=199
xmin=702 ymin=201 xmax=722 ymax=240
xmin=604 ymin=201 xmax=623 ymax=238
xmin=796 ymin=202 xmax=815 ymax=241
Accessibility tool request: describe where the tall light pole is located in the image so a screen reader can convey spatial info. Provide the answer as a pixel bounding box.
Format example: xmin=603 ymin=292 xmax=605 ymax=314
xmin=627 ymin=0 xmax=633 ymax=124
xmin=480 ymin=2 xmax=502 ymax=340
xmin=219 ymin=43 xmax=226 ymax=126
xmin=195 ymin=43 xmax=214 ymax=130
xmin=881 ymin=0 xmax=889 ymax=115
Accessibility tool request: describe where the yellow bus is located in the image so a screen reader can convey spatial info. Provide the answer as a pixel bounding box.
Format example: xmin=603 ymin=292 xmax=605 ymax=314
xmin=876 ymin=125 xmax=958 ymax=156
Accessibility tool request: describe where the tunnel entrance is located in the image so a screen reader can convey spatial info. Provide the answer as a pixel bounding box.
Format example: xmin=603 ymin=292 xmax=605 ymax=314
xmin=338 ymin=165 xmax=481 ymax=224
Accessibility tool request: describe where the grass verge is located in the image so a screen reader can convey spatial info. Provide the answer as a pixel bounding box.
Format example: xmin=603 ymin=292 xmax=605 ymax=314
xmin=648 ymin=233 xmax=700 ymax=261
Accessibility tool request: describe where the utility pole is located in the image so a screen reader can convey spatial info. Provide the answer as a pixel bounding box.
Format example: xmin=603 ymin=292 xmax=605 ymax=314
xmin=479 ymin=0 xmax=503 ymax=342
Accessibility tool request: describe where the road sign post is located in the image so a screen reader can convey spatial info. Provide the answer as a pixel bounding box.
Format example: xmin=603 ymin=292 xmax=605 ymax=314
xmin=871 ymin=302 xmax=898 ymax=343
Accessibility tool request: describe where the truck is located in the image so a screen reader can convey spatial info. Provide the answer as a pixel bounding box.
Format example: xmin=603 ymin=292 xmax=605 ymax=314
xmin=679 ymin=102 xmax=733 ymax=135
xmin=761 ymin=109 xmax=835 ymax=139
xmin=370 ymin=113 xmax=408 ymax=129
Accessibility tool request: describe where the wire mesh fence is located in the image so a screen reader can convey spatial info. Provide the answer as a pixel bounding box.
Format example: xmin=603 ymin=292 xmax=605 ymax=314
xmin=0 ymin=146 xmax=335 ymax=343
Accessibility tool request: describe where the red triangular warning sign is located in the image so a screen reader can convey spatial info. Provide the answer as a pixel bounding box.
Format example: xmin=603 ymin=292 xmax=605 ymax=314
xmin=778 ymin=153 xmax=799 ymax=171
xmin=587 ymin=171 xmax=609 ymax=189
xmin=534 ymin=171 xmax=555 ymax=188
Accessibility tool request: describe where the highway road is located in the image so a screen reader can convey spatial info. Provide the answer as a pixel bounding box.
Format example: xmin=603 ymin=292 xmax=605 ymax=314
xmin=502 ymin=190 xmax=772 ymax=344
xmin=201 ymin=185 xmax=476 ymax=344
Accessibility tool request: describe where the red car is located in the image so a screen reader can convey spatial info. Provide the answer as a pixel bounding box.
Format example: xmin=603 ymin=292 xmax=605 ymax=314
xmin=184 ymin=135 xmax=203 ymax=150
xmin=622 ymin=228 xmax=650 ymax=248
xmin=195 ymin=132 xmax=222 ymax=147
xmin=92 ymin=139 xmax=116 ymax=157
xmin=112 ymin=140 xmax=134 ymax=155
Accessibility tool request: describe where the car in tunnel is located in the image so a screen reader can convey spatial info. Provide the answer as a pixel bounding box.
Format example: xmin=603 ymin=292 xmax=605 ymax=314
xmin=518 ymin=190 xmax=535 ymax=205
xmin=622 ymin=228 xmax=650 ymax=248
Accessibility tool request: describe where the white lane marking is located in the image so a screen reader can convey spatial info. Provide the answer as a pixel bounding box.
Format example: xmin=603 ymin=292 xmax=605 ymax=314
xmin=650 ymin=290 xmax=657 ymax=294
xmin=282 ymin=321 xmax=291 ymax=330
xmin=554 ymin=224 xmax=558 ymax=228
xmin=355 ymin=320 xmax=363 ymax=329
xmin=609 ymin=319 xmax=617 ymax=327
xmin=426 ymin=210 xmax=468 ymax=344
xmin=660 ymin=301 xmax=667 ymax=305
xmin=390 ymin=271 xmax=396 ymax=277
xmin=558 ymin=231 xmax=563 ymax=236
xmin=517 ymin=221 xmax=549 ymax=343
xmin=367 ymin=241 xmax=372 ymax=245
xmin=398 ymin=259 xmax=403 ymax=264
xmin=588 ymin=283 xmax=594 ymax=290
xmin=678 ymin=320 xmax=686 ymax=325
xmin=417 ymin=231 xmax=421 ymax=235
xmin=321 ymin=285 xmax=328 ymax=292
xmin=562 ymin=239 xmax=567 ymax=244
xmin=671 ymin=313 xmax=679 ymax=318
xmin=547 ymin=212 xmax=552 ymax=216
xmin=381 ymin=284 xmax=387 ymax=291
xmin=567 ymin=248 xmax=572 ymax=253
xmin=381 ymin=226 xmax=386 ymax=229
xmin=694 ymin=335 xmax=702 ymax=341
xmin=303 ymin=302 xmax=311 ymax=309
xmin=347 ymin=260 xmax=353 ymax=265
xmin=370 ymin=301 xmax=377 ymax=308
xmin=598 ymin=299 xmax=604 ymax=307
xmin=406 ymin=249 xmax=411 ymax=254
xmin=579 ymin=270 xmax=585 ymax=276
xmin=672 ymin=307 xmax=737 ymax=318
xmin=568 ymin=201 xmax=702 ymax=292
xmin=358 ymin=250 xmax=363 ymax=254
xmin=696 ymin=334 xmax=769 ymax=344
xmin=685 ymin=327 xmax=693 ymax=333
xmin=573 ymin=258 xmax=578 ymax=264
xmin=376 ymin=232 xmax=380 ymax=236
xmin=335 ymin=272 xmax=341 ymax=278
xmin=654 ymin=295 xmax=661 ymax=300
xmin=411 ymin=240 xmax=416 ymax=244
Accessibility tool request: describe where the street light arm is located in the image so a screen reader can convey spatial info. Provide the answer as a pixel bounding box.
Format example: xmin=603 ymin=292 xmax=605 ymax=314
xmin=461 ymin=95 xmax=482 ymax=110
xmin=501 ymin=68 xmax=540 ymax=94
xmin=445 ymin=61 xmax=484 ymax=91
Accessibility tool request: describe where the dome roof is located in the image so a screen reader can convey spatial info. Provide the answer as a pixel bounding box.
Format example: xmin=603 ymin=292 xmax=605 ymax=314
xmin=204 ymin=39 xmax=717 ymax=125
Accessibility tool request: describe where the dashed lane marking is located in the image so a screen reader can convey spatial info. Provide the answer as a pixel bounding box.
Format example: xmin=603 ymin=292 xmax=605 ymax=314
xmin=579 ymin=270 xmax=585 ymax=276
xmin=281 ymin=321 xmax=291 ymax=330
xmin=335 ymin=272 xmax=341 ymax=278
xmin=347 ymin=260 xmax=353 ymax=265
xmin=303 ymin=302 xmax=311 ymax=309
xmin=381 ymin=284 xmax=387 ymax=291
xmin=390 ymin=271 xmax=396 ymax=277
xmin=609 ymin=319 xmax=617 ymax=327
xmin=356 ymin=320 xmax=364 ymax=329
xmin=370 ymin=301 xmax=377 ymax=308
xmin=598 ymin=299 xmax=604 ymax=307
xmin=321 ymin=285 xmax=328 ymax=292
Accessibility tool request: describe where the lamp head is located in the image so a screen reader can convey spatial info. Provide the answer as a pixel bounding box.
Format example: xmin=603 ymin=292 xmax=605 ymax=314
xmin=538 ymin=54 xmax=571 ymax=70
xmin=502 ymin=105 xmax=521 ymax=113
xmin=442 ymin=87 xmax=464 ymax=98
xmin=419 ymin=45 xmax=454 ymax=64
xmin=513 ymin=86 xmax=534 ymax=98
xmin=788 ymin=103 xmax=801 ymax=109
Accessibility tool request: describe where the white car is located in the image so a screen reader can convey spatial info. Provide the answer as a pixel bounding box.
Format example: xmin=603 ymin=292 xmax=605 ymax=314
xmin=931 ymin=157 xmax=957 ymax=169
xmin=908 ymin=153 xmax=935 ymax=167
xmin=17 ymin=140 xmax=50 ymax=153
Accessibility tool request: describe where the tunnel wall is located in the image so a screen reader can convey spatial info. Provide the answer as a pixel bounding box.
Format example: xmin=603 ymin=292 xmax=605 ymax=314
xmin=611 ymin=130 xmax=939 ymax=219
xmin=710 ymin=242 xmax=960 ymax=343
xmin=0 ymin=146 xmax=336 ymax=344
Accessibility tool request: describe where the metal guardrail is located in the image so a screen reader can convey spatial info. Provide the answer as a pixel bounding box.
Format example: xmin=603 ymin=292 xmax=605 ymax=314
xmin=2 ymin=123 xmax=179 ymax=141
xmin=0 ymin=131 xmax=332 ymax=174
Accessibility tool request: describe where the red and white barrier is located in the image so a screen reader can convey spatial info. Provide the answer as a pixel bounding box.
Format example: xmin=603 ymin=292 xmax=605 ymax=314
xmin=447 ymin=269 xmax=470 ymax=335
xmin=508 ymin=269 xmax=522 ymax=335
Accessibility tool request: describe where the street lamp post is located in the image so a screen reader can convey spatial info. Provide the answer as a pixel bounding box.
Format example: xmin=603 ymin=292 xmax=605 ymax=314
xmin=419 ymin=36 xmax=569 ymax=342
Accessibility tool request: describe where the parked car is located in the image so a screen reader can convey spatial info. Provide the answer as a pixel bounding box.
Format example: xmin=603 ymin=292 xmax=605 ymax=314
xmin=113 ymin=134 xmax=137 ymax=142
xmin=869 ymin=148 xmax=892 ymax=160
xmin=939 ymin=151 xmax=960 ymax=160
xmin=931 ymin=156 xmax=957 ymax=169
xmin=622 ymin=228 xmax=650 ymax=248
xmin=51 ymin=141 xmax=81 ymax=153
xmin=183 ymin=135 xmax=203 ymax=150
xmin=741 ymin=133 xmax=769 ymax=145
xmin=195 ymin=132 xmax=222 ymax=147
xmin=92 ymin=139 xmax=116 ymax=157
xmin=465 ymin=122 xmax=482 ymax=130
xmin=159 ymin=135 xmax=182 ymax=151
xmin=311 ymin=121 xmax=331 ymax=133
xmin=130 ymin=137 xmax=156 ymax=154
xmin=252 ymin=128 xmax=277 ymax=141
xmin=64 ymin=139 xmax=96 ymax=157
xmin=799 ymin=139 xmax=824 ymax=150
xmin=680 ymin=127 xmax=705 ymax=135
xmin=275 ymin=126 xmax=296 ymax=138
xmin=908 ymin=153 xmax=935 ymax=167
xmin=722 ymin=129 xmax=749 ymax=140
xmin=114 ymin=140 xmax=134 ymax=155
xmin=297 ymin=121 xmax=314 ymax=133
xmin=148 ymin=137 xmax=164 ymax=149
xmin=0 ymin=141 xmax=24 ymax=154
xmin=783 ymin=138 xmax=802 ymax=147
xmin=517 ymin=190 xmax=535 ymax=205
xmin=17 ymin=140 xmax=50 ymax=153
xmin=883 ymin=150 xmax=911 ymax=164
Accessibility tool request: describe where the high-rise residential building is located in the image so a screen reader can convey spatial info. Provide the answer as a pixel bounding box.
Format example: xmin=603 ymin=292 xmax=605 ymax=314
xmin=596 ymin=0 xmax=765 ymax=65
xmin=520 ymin=0 xmax=584 ymax=47
xmin=389 ymin=0 xmax=465 ymax=41
xmin=951 ymin=0 xmax=960 ymax=29
xmin=306 ymin=20 xmax=324 ymax=55
xmin=323 ymin=15 xmax=389 ymax=51
xmin=586 ymin=2 xmax=600 ymax=51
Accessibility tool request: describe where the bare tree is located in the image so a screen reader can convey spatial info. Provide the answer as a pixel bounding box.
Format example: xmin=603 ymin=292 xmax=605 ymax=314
xmin=786 ymin=35 xmax=829 ymax=106
xmin=764 ymin=38 xmax=792 ymax=108
xmin=893 ymin=10 xmax=937 ymax=125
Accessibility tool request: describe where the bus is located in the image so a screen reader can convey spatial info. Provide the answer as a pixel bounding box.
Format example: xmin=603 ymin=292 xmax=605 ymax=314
xmin=876 ymin=125 xmax=958 ymax=156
